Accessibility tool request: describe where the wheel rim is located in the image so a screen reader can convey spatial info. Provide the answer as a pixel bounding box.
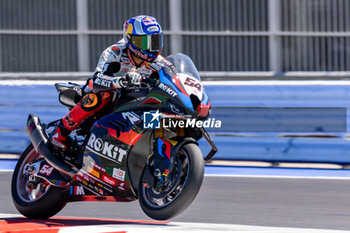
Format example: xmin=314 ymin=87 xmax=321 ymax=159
xmin=16 ymin=148 xmax=51 ymax=203
xmin=141 ymin=147 xmax=190 ymax=208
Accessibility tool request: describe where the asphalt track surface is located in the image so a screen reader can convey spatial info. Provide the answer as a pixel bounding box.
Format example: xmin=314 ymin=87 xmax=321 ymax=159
xmin=2 ymin=171 xmax=350 ymax=231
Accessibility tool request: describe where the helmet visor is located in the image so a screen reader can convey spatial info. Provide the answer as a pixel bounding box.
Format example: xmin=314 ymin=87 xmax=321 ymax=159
xmin=129 ymin=34 xmax=163 ymax=52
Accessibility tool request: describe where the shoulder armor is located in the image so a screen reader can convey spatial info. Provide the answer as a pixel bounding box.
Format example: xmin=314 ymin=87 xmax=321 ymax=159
xmin=95 ymin=40 xmax=127 ymax=73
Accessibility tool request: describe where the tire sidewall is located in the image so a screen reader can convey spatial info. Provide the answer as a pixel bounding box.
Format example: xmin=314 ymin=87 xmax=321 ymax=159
xmin=11 ymin=144 xmax=67 ymax=219
xmin=138 ymin=143 xmax=205 ymax=220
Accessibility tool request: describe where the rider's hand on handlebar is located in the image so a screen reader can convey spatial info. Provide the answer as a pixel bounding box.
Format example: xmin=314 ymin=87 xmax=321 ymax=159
xmin=123 ymin=72 xmax=143 ymax=87
xmin=112 ymin=72 xmax=154 ymax=89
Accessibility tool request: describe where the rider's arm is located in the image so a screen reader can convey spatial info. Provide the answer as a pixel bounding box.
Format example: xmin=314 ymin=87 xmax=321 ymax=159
xmin=91 ymin=72 xmax=126 ymax=93
xmin=91 ymin=44 xmax=125 ymax=93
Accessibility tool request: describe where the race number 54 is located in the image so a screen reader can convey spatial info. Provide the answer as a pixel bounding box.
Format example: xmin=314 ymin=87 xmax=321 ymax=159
xmin=39 ymin=164 xmax=54 ymax=176
xmin=184 ymin=77 xmax=201 ymax=91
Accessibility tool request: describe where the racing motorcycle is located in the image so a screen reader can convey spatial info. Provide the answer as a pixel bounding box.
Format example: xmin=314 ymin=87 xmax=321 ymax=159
xmin=11 ymin=53 xmax=217 ymax=220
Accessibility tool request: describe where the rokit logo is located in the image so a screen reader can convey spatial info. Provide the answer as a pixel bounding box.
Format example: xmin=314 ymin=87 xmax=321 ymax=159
xmin=87 ymin=133 xmax=127 ymax=163
xmin=158 ymin=83 xmax=177 ymax=98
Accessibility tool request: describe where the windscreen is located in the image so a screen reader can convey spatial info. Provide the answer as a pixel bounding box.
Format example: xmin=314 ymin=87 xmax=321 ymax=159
xmin=166 ymin=53 xmax=201 ymax=81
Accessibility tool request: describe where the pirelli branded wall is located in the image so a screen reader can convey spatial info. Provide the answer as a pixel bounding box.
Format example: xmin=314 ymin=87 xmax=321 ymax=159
xmin=1 ymin=0 xmax=350 ymax=73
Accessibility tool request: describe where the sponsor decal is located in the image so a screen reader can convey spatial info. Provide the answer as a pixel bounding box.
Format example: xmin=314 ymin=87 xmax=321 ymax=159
xmin=74 ymin=186 xmax=85 ymax=195
xmin=83 ymin=175 xmax=90 ymax=181
xmin=75 ymin=175 xmax=82 ymax=182
xmin=147 ymin=26 xmax=159 ymax=32
xmin=94 ymin=75 xmax=112 ymax=88
xmin=160 ymin=57 xmax=174 ymax=68
xmin=158 ymin=83 xmax=177 ymax=98
xmin=82 ymin=180 xmax=88 ymax=186
xmin=169 ymin=103 xmax=184 ymax=115
xmin=87 ymin=133 xmax=127 ymax=163
xmin=163 ymin=169 xmax=170 ymax=177
xmin=99 ymin=189 xmax=104 ymax=195
xmin=118 ymin=182 xmax=125 ymax=190
xmin=102 ymin=174 xmax=117 ymax=186
xmin=87 ymin=166 xmax=100 ymax=178
xmin=102 ymin=92 xmax=111 ymax=99
xmin=112 ymin=168 xmax=126 ymax=181
xmin=81 ymin=93 xmax=99 ymax=108
xmin=149 ymin=62 xmax=163 ymax=71
xmin=92 ymin=162 xmax=106 ymax=172
xmin=64 ymin=113 xmax=76 ymax=127
xmin=39 ymin=164 xmax=54 ymax=176
xmin=142 ymin=17 xmax=157 ymax=26
xmin=112 ymin=46 xmax=120 ymax=55
xmin=122 ymin=111 xmax=140 ymax=124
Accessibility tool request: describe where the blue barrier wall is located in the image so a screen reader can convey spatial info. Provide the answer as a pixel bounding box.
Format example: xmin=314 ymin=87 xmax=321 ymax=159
xmin=2 ymin=83 xmax=350 ymax=164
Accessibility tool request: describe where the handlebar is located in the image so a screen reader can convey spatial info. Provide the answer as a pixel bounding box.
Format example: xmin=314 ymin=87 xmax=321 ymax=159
xmin=140 ymin=75 xmax=158 ymax=88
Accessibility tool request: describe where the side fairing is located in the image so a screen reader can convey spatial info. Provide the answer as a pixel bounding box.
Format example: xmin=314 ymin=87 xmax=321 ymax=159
xmin=72 ymin=111 xmax=147 ymax=201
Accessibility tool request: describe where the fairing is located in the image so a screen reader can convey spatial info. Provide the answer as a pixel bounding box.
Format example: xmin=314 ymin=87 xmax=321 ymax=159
xmin=68 ymin=53 xmax=213 ymax=201
xmin=71 ymin=111 xmax=145 ymax=201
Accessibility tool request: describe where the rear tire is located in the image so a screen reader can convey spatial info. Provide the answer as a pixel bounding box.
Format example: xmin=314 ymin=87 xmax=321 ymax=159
xmin=139 ymin=143 xmax=204 ymax=220
xmin=11 ymin=144 xmax=67 ymax=219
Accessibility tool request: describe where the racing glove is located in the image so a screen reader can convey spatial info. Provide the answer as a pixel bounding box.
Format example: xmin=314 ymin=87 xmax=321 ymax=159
xmin=92 ymin=72 xmax=143 ymax=92
xmin=123 ymin=72 xmax=143 ymax=86
xmin=112 ymin=72 xmax=143 ymax=89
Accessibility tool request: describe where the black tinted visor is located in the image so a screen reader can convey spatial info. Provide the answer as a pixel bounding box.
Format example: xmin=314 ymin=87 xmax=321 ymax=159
xmin=149 ymin=34 xmax=162 ymax=52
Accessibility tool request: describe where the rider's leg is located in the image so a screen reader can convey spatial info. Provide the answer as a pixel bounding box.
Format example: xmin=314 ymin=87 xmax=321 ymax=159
xmin=50 ymin=92 xmax=112 ymax=149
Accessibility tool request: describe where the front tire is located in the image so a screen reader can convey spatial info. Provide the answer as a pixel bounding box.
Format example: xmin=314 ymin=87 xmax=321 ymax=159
xmin=11 ymin=144 xmax=67 ymax=219
xmin=139 ymin=142 xmax=204 ymax=220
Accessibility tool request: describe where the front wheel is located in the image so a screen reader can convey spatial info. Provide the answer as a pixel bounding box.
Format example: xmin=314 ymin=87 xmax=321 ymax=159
xmin=139 ymin=142 xmax=204 ymax=220
xmin=11 ymin=144 xmax=67 ymax=219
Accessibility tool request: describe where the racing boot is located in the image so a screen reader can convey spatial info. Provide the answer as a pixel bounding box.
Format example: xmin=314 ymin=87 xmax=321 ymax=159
xmin=48 ymin=122 xmax=70 ymax=150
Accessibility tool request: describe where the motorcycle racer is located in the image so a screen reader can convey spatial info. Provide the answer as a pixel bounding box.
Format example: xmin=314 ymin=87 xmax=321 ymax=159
xmin=49 ymin=15 xmax=164 ymax=150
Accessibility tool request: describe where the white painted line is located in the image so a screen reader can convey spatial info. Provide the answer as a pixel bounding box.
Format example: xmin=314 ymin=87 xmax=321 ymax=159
xmin=56 ymin=224 xmax=348 ymax=233
xmin=0 ymin=169 xmax=13 ymax=172
xmin=0 ymin=213 xmax=21 ymax=218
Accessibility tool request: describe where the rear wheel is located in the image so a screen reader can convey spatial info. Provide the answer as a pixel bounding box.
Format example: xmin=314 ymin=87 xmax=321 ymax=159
xmin=11 ymin=144 xmax=67 ymax=219
xmin=139 ymin=143 xmax=204 ymax=220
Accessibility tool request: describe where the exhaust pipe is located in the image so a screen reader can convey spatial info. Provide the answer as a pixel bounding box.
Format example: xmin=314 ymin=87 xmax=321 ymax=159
xmin=26 ymin=114 xmax=76 ymax=178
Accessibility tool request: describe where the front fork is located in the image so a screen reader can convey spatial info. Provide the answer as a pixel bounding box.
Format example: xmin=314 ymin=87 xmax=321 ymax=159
xmin=149 ymin=124 xmax=217 ymax=185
